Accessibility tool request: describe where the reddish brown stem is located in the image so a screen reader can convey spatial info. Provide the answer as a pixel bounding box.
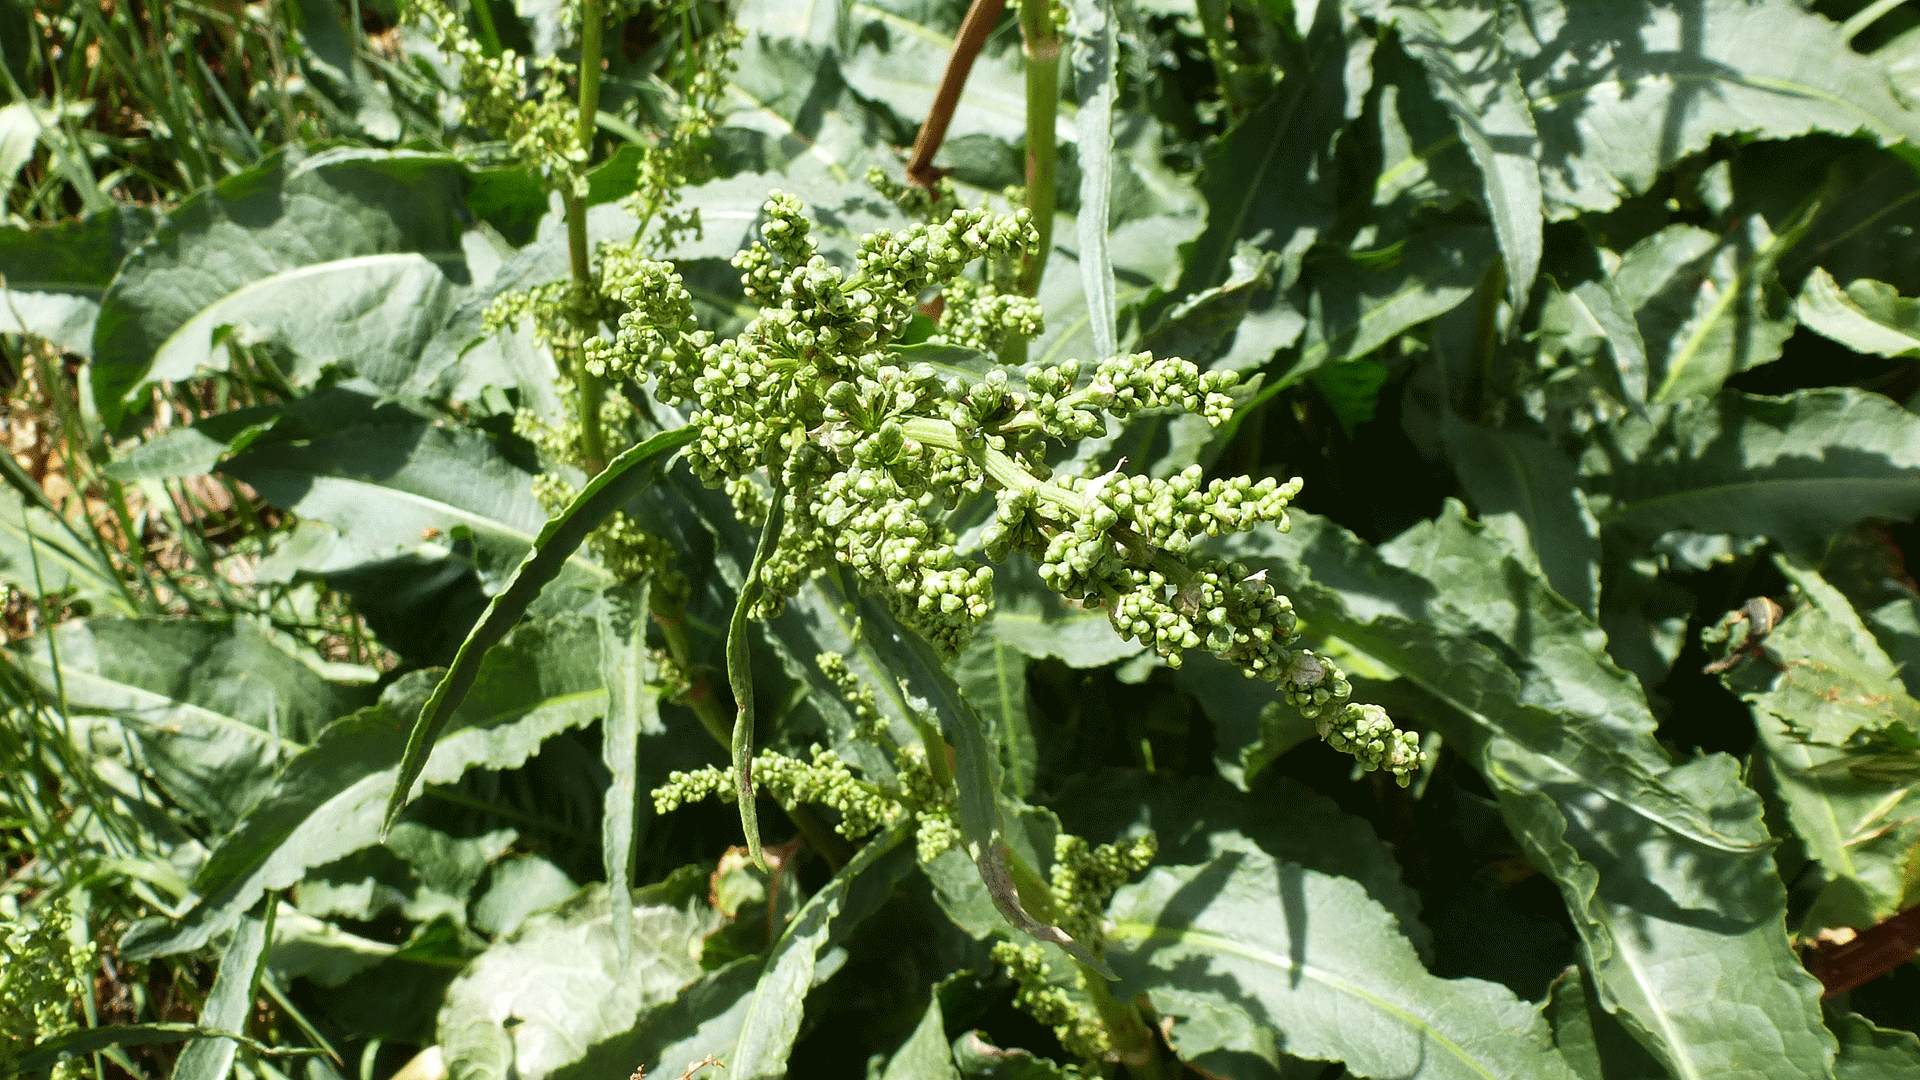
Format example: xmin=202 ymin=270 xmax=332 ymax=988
xmin=1808 ymin=904 xmax=1920 ymax=997
xmin=906 ymin=0 xmax=1008 ymax=190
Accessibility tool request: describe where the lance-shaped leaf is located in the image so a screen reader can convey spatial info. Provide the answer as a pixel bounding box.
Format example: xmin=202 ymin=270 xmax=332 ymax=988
xmin=1383 ymin=0 xmax=1543 ymax=304
xmin=90 ymin=148 xmax=478 ymax=426
xmin=1067 ymin=0 xmax=1118 ymax=359
xmin=381 ymin=427 xmax=694 ymax=835
xmin=1796 ymin=268 xmax=1920 ymax=359
xmin=1105 ymin=847 xmax=1577 ymax=1079
xmin=862 ymin=614 xmax=1112 ymax=975
xmin=1579 ymin=388 xmax=1920 ymax=555
xmin=173 ymin=901 xmax=274 ymax=1080
xmin=597 ymin=578 xmax=659 ymax=955
xmin=121 ymin=619 xmax=604 ymax=960
xmin=727 ymin=820 xmax=916 ymax=1080
xmin=438 ymin=882 xmax=722 ymax=1080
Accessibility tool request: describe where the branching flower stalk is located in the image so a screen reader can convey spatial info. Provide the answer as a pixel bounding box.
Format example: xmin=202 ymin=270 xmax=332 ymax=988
xmin=613 ymin=192 xmax=1424 ymax=859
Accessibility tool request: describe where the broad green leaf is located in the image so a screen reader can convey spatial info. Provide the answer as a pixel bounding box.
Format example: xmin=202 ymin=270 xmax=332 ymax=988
xmin=597 ymin=579 xmax=660 ymax=956
xmin=1580 ymin=389 xmax=1920 ymax=554
xmin=91 ymin=148 xmax=478 ymax=425
xmin=1105 ymin=848 xmax=1577 ymax=1079
xmin=1274 ymin=225 xmax=1498 ymax=395
xmin=546 ymin=958 xmax=761 ymax=1080
xmin=172 ymin=901 xmax=273 ymax=1080
xmin=1383 ymin=1 xmax=1543 ymax=304
xmin=1053 ymin=771 xmax=1433 ymax=961
xmin=1439 ymin=413 xmax=1601 ymax=616
xmin=0 ymin=206 xmax=153 ymax=356
xmin=120 ymin=619 xmax=604 ymax=960
xmin=1544 ymin=966 xmax=1668 ymax=1080
xmin=1524 ymin=0 xmax=1920 ymax=219
xmin=438 ymin=883 xmax=721 ymax=1080
xmin=38 ymin=616 xmax=365 ymax=743
xmin=1501 ymin=755 xmax=1836 ymax=1080
xmin=219 ymin=387 xmax=573 ymax=589
xmin=1717 ymin=559 xmax=1920 ymax=928
xmin=380 ymin=427 xmax=694 ymax=836
xmin=883 ymin=996 xmax=959 ymax=1080
xmin=1067 ymin=0 xmax=1119 ymax=359
xmin=469 ymin=854 xmax=579 ymax=940
xmin=1231 ymin=510 xmax=1738 ymax=844
xmin=1232 ymin=507 xmax=1834 ymax=1074
xmin=1796 ymin=267 xmax=1920 ymax=358
xmin=1612 ymin=219 xmax=1801 ymax=404
xmin=728 ymin=820 xmax=916 ymax=1080
xmin=0 ymin=478 xmax=132 ymax=613
xmin=833 ymin=1 xmax=1047 ymax=148
xmin=1833 ymin=1012 xmax=1920 ymax=1079
xmin=17 ymin=618 xmax=356 ymax=831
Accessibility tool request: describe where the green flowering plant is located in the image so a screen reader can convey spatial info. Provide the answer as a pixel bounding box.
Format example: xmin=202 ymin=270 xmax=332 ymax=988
xmin=0 ymin=900 xmax=96 ymax=1080
xmin=596 ymin=191 xmax=1425 ymax=799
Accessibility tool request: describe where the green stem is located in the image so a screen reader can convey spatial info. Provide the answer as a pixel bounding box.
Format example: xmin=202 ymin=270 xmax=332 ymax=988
xmin=1008 ymin=0 xmax=1061 ymax=363
xmin=729 ymin=476 xmax=789 ymax=872
xmin=567 ymin=0 xmax=610 ymax=472
xmin=1001 ymin=848 xmax=1170 ymax=1079
xmin=651 ymin=581 xmax=854 ymax=869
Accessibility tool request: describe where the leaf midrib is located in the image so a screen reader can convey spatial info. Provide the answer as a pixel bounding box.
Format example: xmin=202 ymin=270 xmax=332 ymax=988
xmin=1108 ymin=920 xmax=1505 ymax=1080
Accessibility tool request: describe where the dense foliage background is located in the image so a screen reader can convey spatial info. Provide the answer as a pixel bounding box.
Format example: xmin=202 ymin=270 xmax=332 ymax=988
xmin=8 ymin=0 xmax=1920 ymax=1078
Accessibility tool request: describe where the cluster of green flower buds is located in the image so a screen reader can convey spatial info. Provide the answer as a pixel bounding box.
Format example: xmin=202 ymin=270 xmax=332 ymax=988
xmin=653 ymin=745 xmax=904 ymax=840
xmin=1321 ymin=702 xmax=1425 ymax=780
xmin=1 ymin=901 xmax=95 ymax=1080
xmin=598 ymin=193 xmax=1424 ymax=782
xmin=408 ymin=1 xmax=584 ymax=187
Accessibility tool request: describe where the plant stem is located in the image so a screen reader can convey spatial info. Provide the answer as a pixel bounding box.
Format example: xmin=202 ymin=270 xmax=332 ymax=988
xmin=906 ymin=0 xmax=1008 ymax=190
xmin=1015 ymin=0 xmax=1061 ymax=302
xmin=567 ymin=0 xmax=611 ymax=472
xmin=1001 ymin=846 xmax=1171 ymax=1078
xmin=650 ymin=573 xmax=855 ymax=869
